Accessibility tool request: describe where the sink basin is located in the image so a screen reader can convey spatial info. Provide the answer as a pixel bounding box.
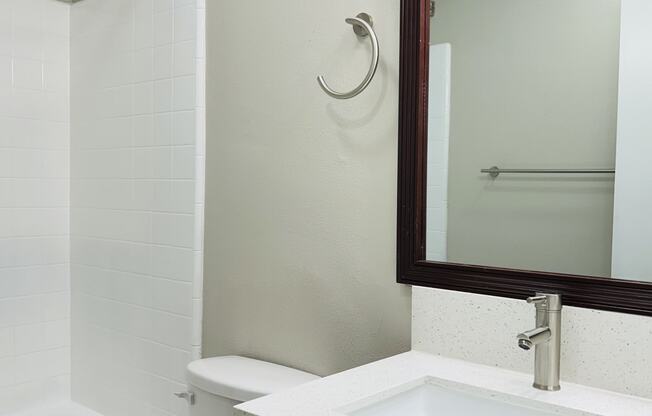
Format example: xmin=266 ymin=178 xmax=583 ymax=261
xmin=340 ymin=377 xmax=593 ymax=416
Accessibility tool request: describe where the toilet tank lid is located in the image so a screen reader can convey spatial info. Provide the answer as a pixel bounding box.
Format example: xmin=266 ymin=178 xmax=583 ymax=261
xmin=186 ymin=356 xmax=320 ymax=402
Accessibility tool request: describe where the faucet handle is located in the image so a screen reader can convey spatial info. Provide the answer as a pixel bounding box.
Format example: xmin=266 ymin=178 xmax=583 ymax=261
xmin=526 ymin=295 xmax=548 ymax=305
xmin=526 ymin=293 xmax=562 ymax=311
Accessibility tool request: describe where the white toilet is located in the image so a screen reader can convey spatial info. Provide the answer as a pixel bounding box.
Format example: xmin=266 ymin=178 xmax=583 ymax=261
xmin=180 ymin=356 xmax=320 ymax=415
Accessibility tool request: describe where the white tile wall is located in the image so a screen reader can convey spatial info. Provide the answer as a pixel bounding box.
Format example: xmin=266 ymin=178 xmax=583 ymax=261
xmin=0 ymin=0 xmax=71 ymax=413
xmin=612 ymin=0 xmax=652 ymax=282
xmin=426 ymin=43 xmax=451 ymax=261
xmin=70 ymin=0 xmax=204 ymax=415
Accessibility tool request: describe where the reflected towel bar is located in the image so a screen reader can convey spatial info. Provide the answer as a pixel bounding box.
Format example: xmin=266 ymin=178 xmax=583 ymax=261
xmin=482 ymin=166 xmax=616 ymax=178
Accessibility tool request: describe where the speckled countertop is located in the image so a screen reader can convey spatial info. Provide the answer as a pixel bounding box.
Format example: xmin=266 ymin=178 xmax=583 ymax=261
xmin=234 ymin=351 xmax=652 ymax=416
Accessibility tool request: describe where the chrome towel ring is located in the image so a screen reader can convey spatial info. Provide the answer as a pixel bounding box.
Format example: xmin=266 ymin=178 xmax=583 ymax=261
xmin=317 ymin=13 xmax=380 ymax=99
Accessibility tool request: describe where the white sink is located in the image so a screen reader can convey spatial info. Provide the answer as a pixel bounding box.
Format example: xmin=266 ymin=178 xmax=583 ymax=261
xmin=340 ymin=377 xmax=594 ymax=416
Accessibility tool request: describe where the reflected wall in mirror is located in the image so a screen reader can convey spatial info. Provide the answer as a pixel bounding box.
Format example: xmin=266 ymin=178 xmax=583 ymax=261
xmin=425 ymin=0 xmax=652 ymax=282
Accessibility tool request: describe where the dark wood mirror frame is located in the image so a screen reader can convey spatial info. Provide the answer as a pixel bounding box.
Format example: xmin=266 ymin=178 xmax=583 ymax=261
xmin=397 ymin=0 xmax=652 ymax=316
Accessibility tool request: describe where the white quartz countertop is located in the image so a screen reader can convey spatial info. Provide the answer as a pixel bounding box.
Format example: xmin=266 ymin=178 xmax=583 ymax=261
xmin=234 ymin=351 xmax=652 ymax=416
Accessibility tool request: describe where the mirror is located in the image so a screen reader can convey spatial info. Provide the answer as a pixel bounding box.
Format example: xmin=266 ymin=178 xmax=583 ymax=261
xmin=424 ymin=0 xmax=651 ymax=282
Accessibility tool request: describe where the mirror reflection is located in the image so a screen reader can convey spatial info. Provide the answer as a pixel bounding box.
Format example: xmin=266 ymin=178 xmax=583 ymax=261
xmin=425 ymin=0 xmax=650 ymax=281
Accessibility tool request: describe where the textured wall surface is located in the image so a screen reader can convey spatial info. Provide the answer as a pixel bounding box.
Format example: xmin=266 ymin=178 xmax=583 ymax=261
xmin=203 ymin=0 xmax=412 ymax=377
xmin=413 ymin=287 xmax=652 ymax=399
xmin=0 ymin=0 xmax=71 ymax=412
xmin=70 ymin=0 xmax=205 ymax=415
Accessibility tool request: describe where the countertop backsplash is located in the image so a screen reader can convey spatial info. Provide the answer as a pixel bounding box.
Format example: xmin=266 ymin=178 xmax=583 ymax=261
xmin=412 ymin=286 xmax=652 ymax=399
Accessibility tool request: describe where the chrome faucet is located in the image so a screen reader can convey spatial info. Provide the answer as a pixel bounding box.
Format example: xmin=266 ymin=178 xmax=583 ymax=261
xmin=517 ymin=293 xmax=562 ymax=391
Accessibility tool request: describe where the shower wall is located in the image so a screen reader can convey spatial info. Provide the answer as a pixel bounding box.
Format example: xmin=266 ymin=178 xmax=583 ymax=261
xmin=70 ymin=0 xmax=205 ymax=415
xmin=0 ymin=0 xmax=71 ymax=412
xmin=612 ymin=0 xmax=652 ymax=282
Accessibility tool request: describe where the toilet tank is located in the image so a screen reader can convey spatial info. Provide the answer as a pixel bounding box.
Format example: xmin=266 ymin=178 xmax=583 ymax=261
xmin=182 ymin=356 xmax=320 ymax=416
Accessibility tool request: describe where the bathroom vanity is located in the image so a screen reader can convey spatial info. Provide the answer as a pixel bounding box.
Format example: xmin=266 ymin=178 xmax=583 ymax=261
xmin=234 ymin=351 xmax=652 ymax=416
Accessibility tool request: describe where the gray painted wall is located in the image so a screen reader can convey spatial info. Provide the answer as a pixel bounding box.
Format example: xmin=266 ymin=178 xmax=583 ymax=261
xmin=203 ymin=0 xmax=411 ymax=376
xmin=431 ymin=0 xmax=620 ymax=277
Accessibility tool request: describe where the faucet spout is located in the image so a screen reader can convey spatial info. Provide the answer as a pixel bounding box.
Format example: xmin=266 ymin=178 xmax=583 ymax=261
xmin=517 ymin=327 xmax=551 ymax=350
